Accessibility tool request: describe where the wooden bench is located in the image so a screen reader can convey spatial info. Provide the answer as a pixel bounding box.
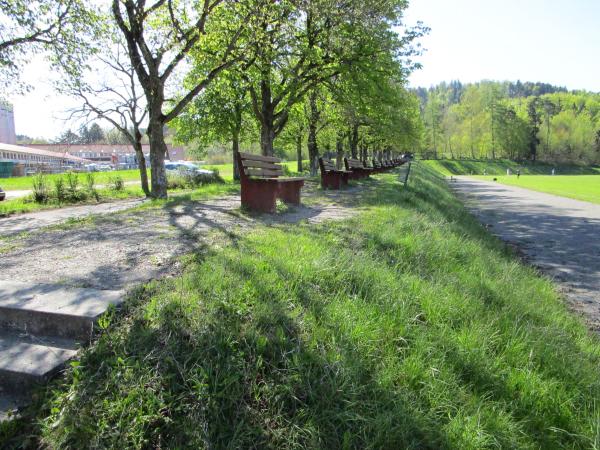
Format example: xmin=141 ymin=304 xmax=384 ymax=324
xmin=236 ymin=152 xmax=305 ymax=213
xmin=344 ymin=158 xmax=371 ymax=179
xmin=371 ymin=159 xmax=385 ymax=173
xmin=318 ymin=157 xmax=350 ymax=189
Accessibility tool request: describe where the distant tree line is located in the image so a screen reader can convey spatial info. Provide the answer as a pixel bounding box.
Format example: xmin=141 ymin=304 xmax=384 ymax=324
xmin=417 ymin=81 xmax=600 ymax=164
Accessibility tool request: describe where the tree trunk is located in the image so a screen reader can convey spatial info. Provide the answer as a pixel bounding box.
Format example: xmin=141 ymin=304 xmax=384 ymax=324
xmin=336 ymin=134 xmax=344 ymax=169
xmin=147 ymin=119 xmax=168 ymax=198
xmin=349 ymin=123 xmax=359 ymax=158
xmin=307 ymin=90 xmax=319 ymax=176
xmin=296 ymin=133 xmax=303 ymax=172
xmin=259 ymin=78 xmax=276 ymax=156
xmin=133 ymin=141 xmax=150 ymax=197
xmin=232 ymin=130 xmax=240 ymax=181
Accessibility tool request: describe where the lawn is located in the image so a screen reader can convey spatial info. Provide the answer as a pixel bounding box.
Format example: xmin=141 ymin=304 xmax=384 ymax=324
xmin=4 ymin=165 xmax=600 ymax=449
xmin=0 ymin=169 xmax=142 ymax=191
xmin=424 ymin=159 xmax=600 ymax=176
xmin=473 ymin=174 xmax=600 ymax=205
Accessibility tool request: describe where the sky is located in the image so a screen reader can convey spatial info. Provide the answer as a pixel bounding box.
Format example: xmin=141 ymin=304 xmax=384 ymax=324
xmin=7 ymin=0 xmax=600 ymax=140
xmin=403 ymin=0 xmax=600 ymax=90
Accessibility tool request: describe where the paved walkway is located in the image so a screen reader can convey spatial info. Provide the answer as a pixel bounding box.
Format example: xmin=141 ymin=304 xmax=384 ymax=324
xmin=452 ymin=176 xmax=600 ymax=330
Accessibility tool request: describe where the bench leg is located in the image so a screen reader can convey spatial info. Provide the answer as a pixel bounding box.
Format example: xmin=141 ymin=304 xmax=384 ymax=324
xmin=241 ymin=180 xmax=278 ymax=213
xmin=278 ymin=181 xmax=304 ymax=205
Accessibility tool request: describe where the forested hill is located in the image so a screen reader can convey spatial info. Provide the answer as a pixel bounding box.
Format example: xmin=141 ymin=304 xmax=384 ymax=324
xmin=415 ymin=80 xmax=600 ymax=164
xmin=413 ymin=80 xmax=570 ymax=106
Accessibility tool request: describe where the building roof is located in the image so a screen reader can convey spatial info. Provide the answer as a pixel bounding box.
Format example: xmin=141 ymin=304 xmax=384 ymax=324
xmin=2 ymin=142 xmax=90 ymax=162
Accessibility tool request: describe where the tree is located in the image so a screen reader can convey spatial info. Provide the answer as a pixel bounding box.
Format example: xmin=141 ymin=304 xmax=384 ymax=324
xmin=111 ymin=0 xmax=255 ymax=198
xmin=243 ymin=0 xmax=421 ymax=157
xmin=174 ymin=70 xmax=253 ymax=181
xmin=59 ymin=31 xmax=153 ymax=196
xmin=0 ymin=0 xmax=90 ymax=91
xmin=527 ymin=97 xmax=541 ymax=161
xmin=54 ymin=128 xmax=79 ymax=145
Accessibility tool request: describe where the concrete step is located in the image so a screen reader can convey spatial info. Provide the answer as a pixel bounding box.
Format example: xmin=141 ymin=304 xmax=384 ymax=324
xmin=0 ymin=281 xmax=123 ymax=341
xmin=0 ymin=332 xmax=78 ymax=391
xmin=0 ymin=392 xmax=26 ymax=422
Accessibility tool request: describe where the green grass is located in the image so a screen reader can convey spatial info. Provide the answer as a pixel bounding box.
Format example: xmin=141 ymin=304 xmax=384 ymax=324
xmin=0 ymin=182 xmax=240 ymax=217
xmin=424 ymin=159 xmax=600 ymax=176
xmin=0 ymin=186 xmax=146 ymax=216
xmin=473 ymin=174 xmax=600 ymax=204
xmin=0 ymin=169 xmax=142 ymax=190
xmin=4 ymin=166 xmax=600 ymax=449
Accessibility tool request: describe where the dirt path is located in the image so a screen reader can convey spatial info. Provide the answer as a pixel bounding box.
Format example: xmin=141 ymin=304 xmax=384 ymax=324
xmin=452 ymin=176 xmax=600 ymax=330
xmin=0 ymin=181 xmax=360 ymax=290
xmin=1 ymin=198 xmax=148 ymax=236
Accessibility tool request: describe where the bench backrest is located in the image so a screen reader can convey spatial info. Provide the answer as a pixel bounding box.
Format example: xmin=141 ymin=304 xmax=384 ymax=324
xmin=237 ymin=152 xmax=283 ymax=179
xmin=319 ymin=157 xmax=337 ymax=173
xmin=345 ymin=158 xmax=365 ymax=169
xmin=372 ymin=159 xmax=382 ymax=168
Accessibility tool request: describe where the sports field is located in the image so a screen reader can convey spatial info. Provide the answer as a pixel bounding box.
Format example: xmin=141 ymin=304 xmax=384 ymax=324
xmin=473 ymin=175 xmax=600 ymax=205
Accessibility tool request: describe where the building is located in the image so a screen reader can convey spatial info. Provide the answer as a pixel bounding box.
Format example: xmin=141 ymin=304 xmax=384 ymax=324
xmin=0 ymin=142 xmax=90 ymax=176
xmin=28 ymin=144 xmax=187 ymax=169
xmin=0 ymin=102 xmax=16 ymax=145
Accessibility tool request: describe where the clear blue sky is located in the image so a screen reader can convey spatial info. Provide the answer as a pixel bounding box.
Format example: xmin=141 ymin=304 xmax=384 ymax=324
xmin=8 ymin=0 xmax=600 ymax=139
xmin=403 ymin=0 xmax=600 ymax=91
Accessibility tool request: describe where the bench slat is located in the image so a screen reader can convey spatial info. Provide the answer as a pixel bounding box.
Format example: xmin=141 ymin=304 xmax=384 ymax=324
xmin=246 ymin=168 xmax=283 ymax=178
xmin=239 ymin=152 xmax=281 ymax=163
xmin=241 ymin=160 xmax=281 ymax=170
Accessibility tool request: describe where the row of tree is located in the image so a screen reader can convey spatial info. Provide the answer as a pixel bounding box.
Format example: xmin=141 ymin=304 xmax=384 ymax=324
xmin=418 ymin=81 xmax=600 ymax=164
xmin=2 ymin=0 xmax=426 ymax=197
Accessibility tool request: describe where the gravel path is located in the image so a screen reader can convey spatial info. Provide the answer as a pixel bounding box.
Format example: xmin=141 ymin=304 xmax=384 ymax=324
xmin=452 ymin=176 xmax=600 ymax=330
xmin=1 ymin=198 xmax=148 ymax=236
xmin=0 ymin=181 xmax=359 ymax=290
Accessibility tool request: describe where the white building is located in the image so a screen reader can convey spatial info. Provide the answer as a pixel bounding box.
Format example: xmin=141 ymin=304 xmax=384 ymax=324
xmin=0 ymin=142 xmax=90 ymax=175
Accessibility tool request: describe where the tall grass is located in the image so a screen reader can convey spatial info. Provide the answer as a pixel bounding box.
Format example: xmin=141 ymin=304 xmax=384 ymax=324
xmin=4 ymin=166 xmax=600 ymax=449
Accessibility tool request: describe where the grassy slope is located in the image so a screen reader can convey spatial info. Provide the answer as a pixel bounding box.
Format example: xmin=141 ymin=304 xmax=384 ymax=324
xmin=473 ymin=175 xmax=600 ymax=205
xmin=4 ymin=165 xmax=600 ymax=449
xmin=425 ymin=159 xmax=600 ymax=176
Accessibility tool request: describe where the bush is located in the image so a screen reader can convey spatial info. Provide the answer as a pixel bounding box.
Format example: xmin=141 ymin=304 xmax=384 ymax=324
xmin=167 ymin=169 xmax=223 ymax=190
xmin=64 ymin=172 xmax=80 ymax=200
xmin=53 ymin=176 xmax=66 ymax=203
xmin=109 ymin=174 xmax=125 ymax=191
xmin=32 ymin=172 xmax=49 ymax=203
xmin=86 ymin=172 xmax=100 ymax=201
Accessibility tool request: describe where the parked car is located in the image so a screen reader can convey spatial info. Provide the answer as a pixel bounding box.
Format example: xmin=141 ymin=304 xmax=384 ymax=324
xmin=165 ymin=161 xmax=213 ymax=175
xmin=0 ymin=186 xmax=5 ymax=201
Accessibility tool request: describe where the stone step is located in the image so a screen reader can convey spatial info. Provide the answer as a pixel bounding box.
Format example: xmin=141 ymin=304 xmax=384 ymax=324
xmin=0 ymin=332 xmax=78 ymax=392
xmin=0 ymin=392 xmax=26 ymax=422
xmin=0 ymin=281 xmax=123 ymax=341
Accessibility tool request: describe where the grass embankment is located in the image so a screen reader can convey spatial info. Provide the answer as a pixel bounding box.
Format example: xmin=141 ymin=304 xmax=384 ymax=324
xmin=473 ymin=175 xmax=600 ymax=205
xmin=4 ymin=165 xmax=600 ymax=449
xmin=425 ymin=159 xmax=600 ymax=176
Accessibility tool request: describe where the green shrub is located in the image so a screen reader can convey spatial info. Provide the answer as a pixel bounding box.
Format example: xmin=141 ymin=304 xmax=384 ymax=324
xmin=109 ymin=174 xmax=125 ymax=191
xmin=167 ymin=169 xmax=223 ymax=190
xmin=86 ymin=172 xmax=100 ymax=201
xmin=31 ymin=172 xmax=49 ymax=203
xmin=53 ymin=176 xmax=66 ymax=203
xmin=64 ymin=171 xmax=80 ymax=200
